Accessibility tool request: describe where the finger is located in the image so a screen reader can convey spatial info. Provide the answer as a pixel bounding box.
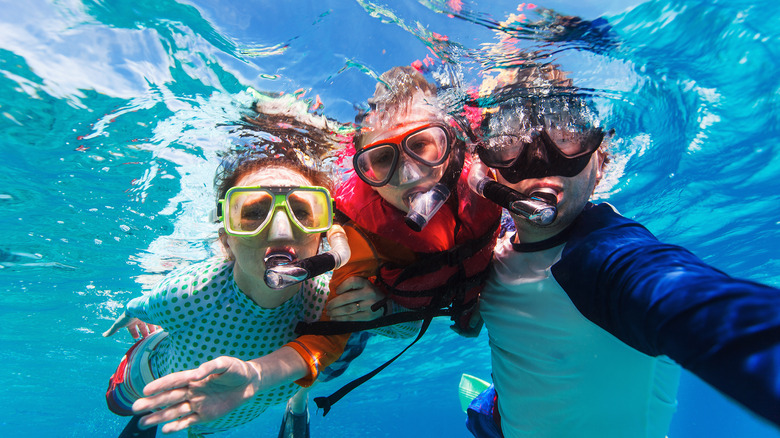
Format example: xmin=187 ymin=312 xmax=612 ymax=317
xmin=103 ymin=314 xmax=133 ymax=337
xmin=133 ymin=387 xmax=190 ymax=414
xmin=137 ymin=400 xmax=193 ymax=428
xmin=326 ymin=299 xmax=354 ymax=317
xmin=138 ymin=323 xmax=150 ymax=339
xmin=328 ymin=290 xmax=380 ymax=315
xmin=143 ymin=357 xmax=235 ymax=396
xmin=128 ymin=325 xmax=140 ymax=340
xmin=159 ymin=413 xmax=201 ymax=434
xmin=142 ymin=369 xmax=203 ymax=397
xmin=333 ymin=276 xmax=372 ymax=295
xmin=327 ymin=292 xmax=353 ymax=310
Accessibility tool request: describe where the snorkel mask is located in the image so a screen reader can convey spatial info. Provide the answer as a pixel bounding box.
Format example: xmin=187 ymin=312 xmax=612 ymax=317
xmin=211 ymin=185 xmax=349 ymax=289
xmin=353 ymin=121 xmax=459 ymax=232
xmin=470 ymin=96 xmax=609 ymax=225
xmin=475 ymin=101 xmax=606 ymax=184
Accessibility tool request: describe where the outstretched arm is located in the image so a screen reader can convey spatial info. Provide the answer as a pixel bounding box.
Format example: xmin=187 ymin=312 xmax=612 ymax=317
xmin=555 ymin=204 xmax=780 ymax=427
xmin=132 ymin=346 xmax=308 ymax=434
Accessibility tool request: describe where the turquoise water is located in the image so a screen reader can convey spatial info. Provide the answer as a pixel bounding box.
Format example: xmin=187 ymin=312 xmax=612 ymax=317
xmin=1 ymin=0 xmax=779 ymax=436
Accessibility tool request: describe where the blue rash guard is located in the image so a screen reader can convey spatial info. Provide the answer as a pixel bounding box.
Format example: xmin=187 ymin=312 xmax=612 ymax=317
xmin=554 ymin=202 xmax=780 ymax=427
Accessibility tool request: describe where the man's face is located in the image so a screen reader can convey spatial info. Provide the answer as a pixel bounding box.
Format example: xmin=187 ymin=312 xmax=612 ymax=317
xmin=495 ymin=149 xmax=603 ymax=237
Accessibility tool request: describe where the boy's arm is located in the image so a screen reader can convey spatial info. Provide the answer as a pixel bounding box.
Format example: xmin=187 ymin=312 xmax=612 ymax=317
xmin=283 ymin=223 xmax=377 ymax=385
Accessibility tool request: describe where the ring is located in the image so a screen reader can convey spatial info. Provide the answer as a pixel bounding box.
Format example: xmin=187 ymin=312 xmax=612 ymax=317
xmin=356 ymin=302 xmax=360 ymax=311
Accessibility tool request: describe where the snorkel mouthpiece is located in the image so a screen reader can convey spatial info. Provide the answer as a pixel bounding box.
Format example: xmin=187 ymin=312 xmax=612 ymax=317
xmin=404 ymin=182 xmax=451 ymax=232
xmin=514 ymin=188 xmax=558 ymax=226
xmin=263 ymin=252 xmax=307 ymax=290
xmin=467 ymin=161 xmax=558 ymax=226
xmin=263 ymin=226 xmax=351 ymax=290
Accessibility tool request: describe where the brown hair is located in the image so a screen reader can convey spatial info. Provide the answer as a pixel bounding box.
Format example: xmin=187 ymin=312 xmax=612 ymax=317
xmin=479 ymin=65 xmax=611 ymax=169
xmin=214 ymin=154 xmax=333 ymax=205
xmin=355 ymin=66 xmax=443 ymax=150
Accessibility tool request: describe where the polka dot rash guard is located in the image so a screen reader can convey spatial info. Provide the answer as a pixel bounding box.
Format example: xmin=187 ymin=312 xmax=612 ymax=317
xmin=125 ymin=257 xmax=329 ymax=434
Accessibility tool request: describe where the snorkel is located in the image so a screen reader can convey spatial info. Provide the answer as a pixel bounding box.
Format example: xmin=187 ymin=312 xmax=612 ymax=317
xmin=264 ymin=224 xmax=351 ymax=289
xmin=404 ymin=182 xmax=451 ymax=232
xmin=467 ymin=159 xmax=558 ymax=226
xmin=403 ymin=137 xmax=464 ymax=232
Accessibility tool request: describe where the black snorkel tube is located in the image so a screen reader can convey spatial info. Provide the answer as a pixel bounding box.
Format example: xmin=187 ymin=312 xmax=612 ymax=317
xmin=263 ymin=225 xmax=351 ymax=290
xmin=467 ymin=160 xmax=558 ymax=226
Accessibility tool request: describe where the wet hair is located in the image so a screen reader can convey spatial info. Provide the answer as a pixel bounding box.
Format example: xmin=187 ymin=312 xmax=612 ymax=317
xmin=478 ymin=65 xmax=611 ymax=169
xmin=216 ymin=93 xmax=342 ymax=202
xmin=355 ymin=66 xmax=445 ymax=150
xmin=354 ymin=65 xmax=469 ymax=190
xmin=214 ymin=154 xmax=333 ymax=205
xmin=368 ymin=66 xmax=438 ymax=109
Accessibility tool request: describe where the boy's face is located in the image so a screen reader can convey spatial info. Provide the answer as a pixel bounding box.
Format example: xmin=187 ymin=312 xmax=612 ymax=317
xmin=360 ymin=92 xmax=449 ymax=213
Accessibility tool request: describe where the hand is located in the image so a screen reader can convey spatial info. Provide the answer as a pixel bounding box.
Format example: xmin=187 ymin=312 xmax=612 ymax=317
xmin=450 ymin=302 xmax=484 ymax=338
xmin=102 ymin=312 xmax=161 ymax=340
xmin=327 ymin=277 xmax=386 ymax=321
xmin=132 ymin=356 xmax=261 ymax=433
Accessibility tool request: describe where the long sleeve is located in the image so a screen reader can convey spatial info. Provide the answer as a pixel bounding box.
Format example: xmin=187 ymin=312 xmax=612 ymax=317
xmin=125 ymin=259 xmax=233 ymax=330
xmin=553 ymin=203 xmax=780 ymax=426
xmin=285 ymin=287 xmax=351 ymax=387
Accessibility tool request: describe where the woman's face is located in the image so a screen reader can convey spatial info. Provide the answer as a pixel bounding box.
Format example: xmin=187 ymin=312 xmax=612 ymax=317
xmin=221 ymin=166 xmax=322 ymax=291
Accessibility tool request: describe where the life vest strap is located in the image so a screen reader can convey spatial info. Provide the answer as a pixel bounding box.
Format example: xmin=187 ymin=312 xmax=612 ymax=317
xmin=387 ymin=218 xmax=500 ymax=286
xmin=313 ymin=308 xmax=436 ymax=416
xmin=295 ymin=307 xmax=449 ymax=335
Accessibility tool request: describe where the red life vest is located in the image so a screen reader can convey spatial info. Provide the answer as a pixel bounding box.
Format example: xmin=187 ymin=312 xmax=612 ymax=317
xmin=336 ymin=155 xmax=502 ymax=332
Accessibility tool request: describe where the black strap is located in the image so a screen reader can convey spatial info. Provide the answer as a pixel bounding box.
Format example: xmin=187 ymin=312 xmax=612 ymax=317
xmin=510 ymin=222 xmax=574 ymax=252
xmin=313 ymin=310 xmax=435 ymax=416
xmin=387 ymin=218 xmax=500 ymax=286
xmin=295 ymin=308 xmax=446 ymax=335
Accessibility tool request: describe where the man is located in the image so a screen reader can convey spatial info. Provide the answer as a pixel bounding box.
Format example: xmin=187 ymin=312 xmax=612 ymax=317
xmin=466 ymin=66 xmax=780 ymax=437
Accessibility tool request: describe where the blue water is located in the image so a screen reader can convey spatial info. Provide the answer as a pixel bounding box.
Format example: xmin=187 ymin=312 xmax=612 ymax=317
xmin=1 ymin=0 xmax=779 ymax=436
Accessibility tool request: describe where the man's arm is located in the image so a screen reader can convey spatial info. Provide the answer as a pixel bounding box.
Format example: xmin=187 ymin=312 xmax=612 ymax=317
xmin=553 ymin=203 xmax=780 ymax=426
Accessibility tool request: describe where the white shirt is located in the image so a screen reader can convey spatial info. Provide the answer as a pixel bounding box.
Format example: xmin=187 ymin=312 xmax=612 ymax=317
xmin=480 ymin=235 xmax=680 ymax=438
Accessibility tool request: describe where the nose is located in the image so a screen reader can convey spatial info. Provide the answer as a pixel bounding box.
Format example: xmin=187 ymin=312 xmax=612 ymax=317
xmin=392 ymin=158 xmax=428 ymax=185
xmin=267 ymin=209 xmax=294 ymax=241
xmin=524 ymin=137 xmax=549 ymax=163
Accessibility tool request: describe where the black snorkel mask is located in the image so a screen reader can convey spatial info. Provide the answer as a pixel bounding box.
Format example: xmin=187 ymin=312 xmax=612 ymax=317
xmin=475 ymin=115 xmax=606 ymax=183
xmin=468 ymin=98 xmax=610 ymax=225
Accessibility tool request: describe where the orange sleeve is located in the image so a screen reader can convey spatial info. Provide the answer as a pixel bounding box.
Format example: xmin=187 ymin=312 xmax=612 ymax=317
xmin=329 ymin=223 xmax=383 ymax=292
xmin=285 ymin=223 xmax=382 ymax=387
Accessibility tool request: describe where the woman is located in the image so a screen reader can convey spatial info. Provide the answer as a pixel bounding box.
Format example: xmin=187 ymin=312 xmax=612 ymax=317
xmin=103 ymin=111 xmax=351 ymax=436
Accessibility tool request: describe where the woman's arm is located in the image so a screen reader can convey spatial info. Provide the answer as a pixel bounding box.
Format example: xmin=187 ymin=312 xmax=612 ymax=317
xmin=132 ymin=346 xmax=308 ymax=434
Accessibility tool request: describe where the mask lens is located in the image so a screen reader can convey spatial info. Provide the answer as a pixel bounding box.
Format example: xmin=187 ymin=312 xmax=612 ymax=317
xmin=354 ymin=143 xmax=398 ymax=186
xmin=227 ymin=189 xmax=274 ymax=235
xmin=480 ymin=133 xmax=532 ymax=167
xmin=286 ymin=189 xmax=332 ymax=232
xmin=543 ymin=123 xmax=603 ymax=158
xmin=403 ymin=126 xmax=449 ymax=166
